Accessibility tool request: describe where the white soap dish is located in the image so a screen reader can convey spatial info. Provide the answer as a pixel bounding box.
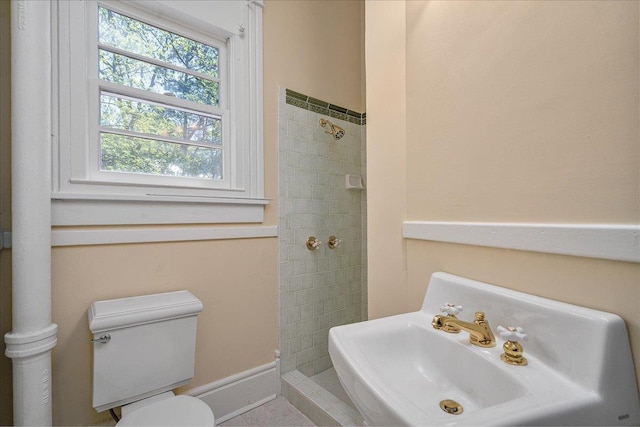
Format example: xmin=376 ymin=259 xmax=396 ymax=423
xmin=346 ymin=175 xmax=365 ymax=190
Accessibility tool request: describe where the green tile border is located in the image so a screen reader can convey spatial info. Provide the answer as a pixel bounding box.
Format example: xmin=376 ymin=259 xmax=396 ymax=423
xmin=285 ymin=89 xmax=366 ymax=126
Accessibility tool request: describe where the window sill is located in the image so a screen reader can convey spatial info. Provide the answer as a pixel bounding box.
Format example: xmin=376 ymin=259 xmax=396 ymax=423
xmin=52 ymin=193 xmax=269 ymax=226
xmin=51 ymin=225 xmax=278 ymax=246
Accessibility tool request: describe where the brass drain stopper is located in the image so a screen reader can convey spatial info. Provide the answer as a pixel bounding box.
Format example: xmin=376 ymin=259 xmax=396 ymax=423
xmin=440 ymin=399 xmax=463 ymax=415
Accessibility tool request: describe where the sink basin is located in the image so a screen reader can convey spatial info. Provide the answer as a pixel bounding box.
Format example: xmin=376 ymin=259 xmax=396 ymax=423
xmin=329 ymin=272 xmax=640 ymax=426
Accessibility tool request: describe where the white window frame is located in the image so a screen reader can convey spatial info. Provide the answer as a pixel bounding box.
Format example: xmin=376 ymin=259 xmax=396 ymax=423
xmin=52 ymin=0 xmax=266 ymax=225
xmin=90 ymin=2 xmax=231 ymax=190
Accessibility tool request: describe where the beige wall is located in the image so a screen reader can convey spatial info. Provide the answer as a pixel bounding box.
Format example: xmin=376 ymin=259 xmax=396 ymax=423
xmin=51 ymin=239 xmax=278 ymax=425
xmin=406 ymin=0 xmax=639 ymax=223
xmin=264 ymin=0 xmax=365 ymax=115
xmin=0 ymin=1 xmax=364 ymax=425
xmin=364 ymin=0 xmax=408 ymax=318
xmin=367 ymin=0 xmax=640 ymax=389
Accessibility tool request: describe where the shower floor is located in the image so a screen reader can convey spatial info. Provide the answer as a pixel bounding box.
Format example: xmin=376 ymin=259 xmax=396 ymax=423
xmin=309 ymin=368 xmax=357 ymax=411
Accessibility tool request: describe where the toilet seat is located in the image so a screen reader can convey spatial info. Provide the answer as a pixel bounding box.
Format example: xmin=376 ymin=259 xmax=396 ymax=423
xmin=116 ymin=395 xmax=215 ymax=426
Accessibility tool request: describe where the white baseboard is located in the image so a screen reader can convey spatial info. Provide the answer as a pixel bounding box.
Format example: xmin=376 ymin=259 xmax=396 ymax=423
xmin=403 ymin=221 xmax=640 ymax=263
xmin=185 ymin=361 xmax=279 ymax=424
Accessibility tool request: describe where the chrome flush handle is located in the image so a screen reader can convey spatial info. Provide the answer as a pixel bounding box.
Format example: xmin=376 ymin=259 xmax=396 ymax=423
xmin=91 ymin=334 xmax=111 ymax=344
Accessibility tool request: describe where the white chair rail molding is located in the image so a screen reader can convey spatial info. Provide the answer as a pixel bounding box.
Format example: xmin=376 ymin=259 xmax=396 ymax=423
xmin=402 ymin=221 xmax=640 ymax=263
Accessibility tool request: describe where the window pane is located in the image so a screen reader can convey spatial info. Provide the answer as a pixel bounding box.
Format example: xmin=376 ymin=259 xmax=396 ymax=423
xmin=100 ymin=93 xmax=222 ymax=145
xmin=99 ymin=50 xmax=219 ymax=106
xmin=100 ymin=133 xmax=223 ymax=179
xmin=98 ymin=6 xmax=219 ymax=79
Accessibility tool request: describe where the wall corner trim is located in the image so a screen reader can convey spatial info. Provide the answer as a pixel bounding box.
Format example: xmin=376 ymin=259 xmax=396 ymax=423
xmin=403 ymin=221 xmax=640 ymax=263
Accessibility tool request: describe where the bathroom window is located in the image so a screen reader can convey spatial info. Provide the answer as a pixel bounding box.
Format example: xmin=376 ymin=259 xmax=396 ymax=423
xmin=52 ymin=1 xmax=266 ymax=225
xmin=97 ymin=6 xmax=227 ymax=182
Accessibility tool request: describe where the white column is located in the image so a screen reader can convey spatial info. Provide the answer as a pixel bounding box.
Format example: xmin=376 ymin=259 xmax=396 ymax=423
xmin=4 ymin=1 xmax=58 ymax=425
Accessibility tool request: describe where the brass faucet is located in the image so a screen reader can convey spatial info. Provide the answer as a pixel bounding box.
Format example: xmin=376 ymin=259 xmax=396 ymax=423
xmin=432 ymin=311 xmax=496 ymax=348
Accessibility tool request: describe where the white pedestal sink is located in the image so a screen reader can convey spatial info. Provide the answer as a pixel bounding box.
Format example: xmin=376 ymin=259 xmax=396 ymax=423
xmin=329 ymin=272 xmax=640 ymax=426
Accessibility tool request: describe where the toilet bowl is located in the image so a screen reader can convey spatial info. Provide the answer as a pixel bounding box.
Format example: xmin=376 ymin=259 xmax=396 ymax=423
xmin=117 ymin=392 xmax=214 ymax=426
xmin=89 ymin=291 xmax=215 ymax=426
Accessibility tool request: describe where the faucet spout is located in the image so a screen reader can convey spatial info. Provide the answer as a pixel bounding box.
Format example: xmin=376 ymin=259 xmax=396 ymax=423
xmin=432 ymin=311 xmax=496 ymax=348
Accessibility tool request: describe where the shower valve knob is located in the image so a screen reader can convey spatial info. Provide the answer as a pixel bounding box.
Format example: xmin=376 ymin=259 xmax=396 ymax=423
xmin=327 ymin=236 xmax=342 ymax=249
xmin=306 ymin=236 xmax=321 ymax=250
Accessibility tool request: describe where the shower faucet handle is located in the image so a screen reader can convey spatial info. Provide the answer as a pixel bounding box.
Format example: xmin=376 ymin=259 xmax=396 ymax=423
xmin=306 ymin=236 xmax=321 ymax=250
xmin=327 ymin=236 xmax=341 ymax=249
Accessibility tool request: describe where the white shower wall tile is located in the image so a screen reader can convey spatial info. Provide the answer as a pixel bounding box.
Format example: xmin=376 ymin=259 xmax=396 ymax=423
xmin=279 ymin=89 xmax=367 ymax=377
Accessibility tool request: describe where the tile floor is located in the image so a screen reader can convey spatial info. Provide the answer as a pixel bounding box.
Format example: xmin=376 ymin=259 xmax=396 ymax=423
xmin=218 ymin=396 xmax=315 ymax=426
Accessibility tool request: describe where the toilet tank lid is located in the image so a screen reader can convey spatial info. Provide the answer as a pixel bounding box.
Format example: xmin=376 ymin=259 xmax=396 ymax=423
xmin=88 ymin=290 xmax=203 ymax=333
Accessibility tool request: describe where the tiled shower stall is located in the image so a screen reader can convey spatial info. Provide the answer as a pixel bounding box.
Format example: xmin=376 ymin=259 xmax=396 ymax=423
xmin=278 ymin=88 xmax=367 ymax=380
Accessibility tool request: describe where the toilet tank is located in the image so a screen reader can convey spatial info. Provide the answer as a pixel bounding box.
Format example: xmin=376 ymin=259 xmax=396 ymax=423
xmin=88 ymin=291 xmax=203 ymax=412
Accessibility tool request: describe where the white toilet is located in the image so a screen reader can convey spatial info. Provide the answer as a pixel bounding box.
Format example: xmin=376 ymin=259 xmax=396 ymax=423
xmin=88 ymin=290 xmax=215 ymax=426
